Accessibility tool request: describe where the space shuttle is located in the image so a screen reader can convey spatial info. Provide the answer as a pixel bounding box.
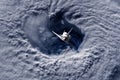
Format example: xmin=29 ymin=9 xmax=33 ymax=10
xmin=52 ymin=28 xmax=73 ymax=43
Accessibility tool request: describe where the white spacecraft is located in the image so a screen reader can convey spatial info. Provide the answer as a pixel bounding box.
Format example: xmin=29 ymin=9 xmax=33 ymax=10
xmin=52 ymin=28 xmax=73 ymax=43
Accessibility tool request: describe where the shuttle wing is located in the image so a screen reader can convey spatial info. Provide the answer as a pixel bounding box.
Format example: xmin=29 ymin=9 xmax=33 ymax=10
xmin=52 ymin=31 xmax=63 ymax=40
xmin=68 ymin=28 xmax=73 ymax=35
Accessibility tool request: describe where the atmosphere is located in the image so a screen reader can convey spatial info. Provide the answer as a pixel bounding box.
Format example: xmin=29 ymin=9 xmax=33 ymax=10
xmin=0 ymin=0 xmax=120 ymax=80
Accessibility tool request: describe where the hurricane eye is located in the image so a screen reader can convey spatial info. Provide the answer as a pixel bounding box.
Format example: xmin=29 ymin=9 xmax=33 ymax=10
xmin=24 ymin=11 xmax=84 ymax=55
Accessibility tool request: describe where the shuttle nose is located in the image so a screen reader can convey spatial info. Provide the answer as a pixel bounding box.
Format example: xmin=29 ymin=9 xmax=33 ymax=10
xmin=62 ymin=32 xmax=68 ymax=36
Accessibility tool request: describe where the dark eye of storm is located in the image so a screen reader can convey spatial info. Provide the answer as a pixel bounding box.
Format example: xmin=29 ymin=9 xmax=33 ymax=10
xmin=43 ymin=10 xmax=85 ymax=55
